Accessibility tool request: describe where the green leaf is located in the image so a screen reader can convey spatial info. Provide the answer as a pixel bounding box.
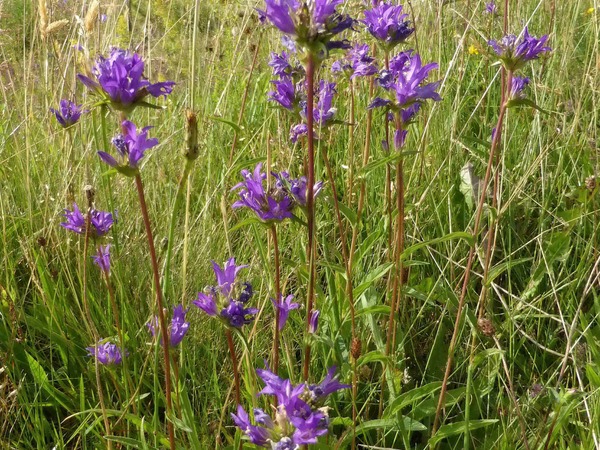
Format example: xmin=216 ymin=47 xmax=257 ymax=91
xmin=357 ymin=350 xmax=391 ymax=368
xmin=486 ymin=257 xmax=533 ymax=286
xmin=506 ymin=98 xmax=550 ymax=114
xmin=208 ymin=115 xmax=242 ymax=133
xmin=336 ymin=417 xmax=427 ymax=448
xmin=356 ymin=304 xmax=391 ymax=318
xmin=229 ymin=216 xmax=265 ymax=233
xmin=429 ymin=419 xmax=498 ymax=445
xmin=384 ymin=382 xmax=443 ymax=418
xmin=401 ymin=232 xmax=474 ymax=260
xmin=353 ymin=262 xmax=394 ymax=299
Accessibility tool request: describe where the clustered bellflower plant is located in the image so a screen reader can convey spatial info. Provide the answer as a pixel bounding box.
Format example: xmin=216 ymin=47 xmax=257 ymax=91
xmin=362 ymin=2 xmax=414 ymax=51
xmin=147 ymin=305 xmax=190 ymax=347
xmin=50 ymin=99 xmax=85 ymax=128
xmin=78 ymin=48 xmax=175 ymax=112
xmin=92 ymin=244 xmax=111 ymax=274
xmin=193 ymin=258 xmax=257 ymax=328
xmin=331 ymin=43 xmax=378 ymax=79
xmin=232 ymin=366 xmax=349 ymax=447
xmin=98 ymin=121 xmax=159 ymax=176
xmin=291 ymin=79 xmax=338 ymax=142
xmin=232 ymin=163 xmax=323 ymax=221
xmin=258 ymin=0 xmax=354 ymax=57
xmin=86 ymin=341 xmax=126 ymax=365
xmin=488 ymin=27 xmax=551 ymax=71
xmin=61 ymin=203 xmax=114 ymax=237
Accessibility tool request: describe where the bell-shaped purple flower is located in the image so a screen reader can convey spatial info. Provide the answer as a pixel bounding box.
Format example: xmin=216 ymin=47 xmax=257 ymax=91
xmin=272 ymin=172 xmax=323 ymax=207
xmin=50 ymin=99 xmax=85 ymax=128
xmin=271 ymin=294 xmax=300 ymax=330
xmin=257 ymin=0 xmax=353 ymax=54
xmin=61 ymin=203 xmax=114 ymax=237
xmin=86 ymin=341 xmax=125 ymax=365
xmin=308 ymin=309 xmax=320 ymax=333
xmin=92 ymin=244 xmax=111 ymax=273
xmin=362 ymin=2 xmax=414 ymax=50
xmin=233 ymin=366 xmax=348 ymax=447
xmin=509 ymin=76 xmax=530 ymax=100
xmin=98 ymin=121 xmax=159 ymax=176
xmin=488 ymin=27 xmax=551 ymax=71
xmin=147 ymin=304 xmax=190 ymax=347
xmin=232 ymin=163 xmax=295 ymax=222
xmin=193 ymin=258 xmax=257 ymax=328
xmin=268 ymin=76 xmax=297 ymax=110
xmin=78 ymin=48 xmax=175 ymax=111
xmin=485 ymin=1 xmax=497 ymax=15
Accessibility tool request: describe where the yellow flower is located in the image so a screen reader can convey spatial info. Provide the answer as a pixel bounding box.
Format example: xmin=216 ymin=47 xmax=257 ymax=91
xmin=586 ymin=7 xmax=595 ymax=15
xmin=468 ymin=44 xmax=479 ymax=55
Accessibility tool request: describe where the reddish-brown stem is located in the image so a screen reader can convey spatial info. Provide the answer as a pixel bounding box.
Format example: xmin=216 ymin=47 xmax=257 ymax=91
xmin=134 ymin=174 xmax=175 ymax=450
xmin=346 ymin=80 xmax=356 ymax=203
xmin=226 ymin=329 xmax=241 ymax=405
xmin=271 ymin=225 xmax=281 ymax=373
xmin=303 ymin=54 xmax=316 ymax=382
xmin=384 ymin=53 xmax=393 ymax=253
xmin=432 ymin=71 xmax=513 ymax=435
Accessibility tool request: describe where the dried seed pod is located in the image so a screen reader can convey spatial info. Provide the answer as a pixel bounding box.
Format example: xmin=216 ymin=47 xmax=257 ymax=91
xmin=351 ymin=337 xmax=362 ymax=360
xmin=477 ymin=317 xmax=495 ymax=337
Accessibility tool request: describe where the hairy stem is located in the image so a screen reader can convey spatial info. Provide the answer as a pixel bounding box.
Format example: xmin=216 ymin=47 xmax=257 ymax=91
xmin=134 ymin=174 xmax=175 ymax=450
xmin=303 ymin=53 xmax=316 ymax=381
xmin=271 ymin=225 xmax=281 ymax=373
xmin=432 ymin=71 xmax=513 ymax=435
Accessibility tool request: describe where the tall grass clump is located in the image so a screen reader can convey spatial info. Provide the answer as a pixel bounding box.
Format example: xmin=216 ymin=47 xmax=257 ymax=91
xmin=1 ymin=0 xmax=599 ymax=449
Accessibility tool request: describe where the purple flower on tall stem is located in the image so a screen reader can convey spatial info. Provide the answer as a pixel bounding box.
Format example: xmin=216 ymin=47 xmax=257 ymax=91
xmin=488 ymin=27 xmax=551 ymax=71
xmin=86 ymin=341 xmax=125 ymax=365
xmin=369 ymin=52 xmax=440 ymax=118
xmin=258 ymin=0 xmax=353 ymax=55
xmin=61 ymin=203 xmax=114 ymax=237
xmin=50 ymin=99 xmax=85 ymax=128
xmin=78 ymin=48 xmax=175 ymax=112
xmin=271 ymin=294 xmax=300 ymax=330
xmin=148 ymin=304 xmax=190 ymax=347
xmin=362 ymin=2 xmax=414 ymax=50
xmin=291 ymin=80 xmax=338 ymax=142
xmin=193 ymin=258 xmax=258 ymax=328
xmin=232 ymin=163 xmax=296 ymax=222
xmin=485 ymin=1 xmax=497 ymax=15
xmin=268 ymin=76 xmax=297 ymax=110
xmin=92 ymin=244 xmax=111 ymax=273
xmin=233 ymin=366 xmax=348 ymax=447
xmin=272 ymin=171 xmax=323 ymax=207
xmin=98 ymin=121 xmax=159 ymax=176
xmin=332 ymin=43 xmax=378 ymax=78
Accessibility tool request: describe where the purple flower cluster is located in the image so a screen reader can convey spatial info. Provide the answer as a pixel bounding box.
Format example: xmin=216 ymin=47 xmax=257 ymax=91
xmin=98 ymin=121 xmax=159 ymax=176
xmin=147 ymin=305 xmax=190 ymax=347
xmin=86 ymin=341 xmax=125 ymax=365
xmin=50 ymin=99 xmax=85 ymax=128
xmin=485 ymin=1 xmax=497 ymax=15
xmin=61 ymin=203 xmax=114 ymax=237
xmin=78 ymin=48 xmax=175 ymax=111
xmin=258 ymin=0 xmax=353 ymax=52
xmin=233 ymin=163 xmax=322 ymax=221
xmin=291 ymin=80 xmax=338 ymax=142
xmin=488 ymin=27 xmax=551 ymax=71
xmin=232 ymin=366 xmax=349 ymax=447
xmin=331 ymin=43 xmax=378 ymax=79
xmin=193 ymin=258 xmax=257 ymax=328
xmin=362 ymin=2 xmax=414 ymax=50
xmin=268 ymin=51 xmax=307 ymax=112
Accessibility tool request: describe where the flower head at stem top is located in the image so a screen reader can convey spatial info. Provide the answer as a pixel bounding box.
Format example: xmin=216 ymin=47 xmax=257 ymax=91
xmin=362 ymin=2 xmax=414 ymax=51
xmin=92 ymin=244 xmax=111 ymax=273
xmin=86 ymin=340 xmax=126 ymax=365
xmin=232 ymin=366 xmax=349 ymax=447
xmin=272 ymin=171 xmax=323 ymax=208
xmin=488 ymin=27 xmax=551 ymax=71
xmin=193 ymin=258 xmax=257 ymax=328
xmin=61 ymin=203 xmax=114 ymax=237
xmin=98 ymin=121 xmax=159 ymax=176
xmin=50 ymin=99 xmax=85 ymax=128
xmin=257 ymin=0 xmax=354 ymax=58
xmin=232 ymin=163 xmax=296 ymax=222
xmin=78 ymin=47 xmax=175 ymax=112
xmin=485 ymin=1 xmax=497 ymax=15
xmin=147 ymin=304 xmax=190 ymax=347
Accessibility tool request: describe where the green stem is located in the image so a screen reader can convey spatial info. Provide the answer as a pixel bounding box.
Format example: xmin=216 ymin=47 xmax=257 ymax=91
xmin=271 ymin=225 xmax=282 ymax=373
xmin=162 ymin=159 xmax=194 ymax=301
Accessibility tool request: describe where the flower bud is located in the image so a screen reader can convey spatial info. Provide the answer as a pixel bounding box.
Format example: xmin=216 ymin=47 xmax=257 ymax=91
xmin=184 ymin=109 xmax=199 ymax=161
